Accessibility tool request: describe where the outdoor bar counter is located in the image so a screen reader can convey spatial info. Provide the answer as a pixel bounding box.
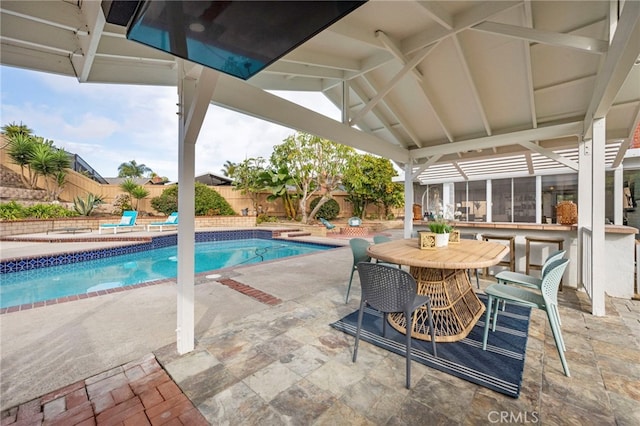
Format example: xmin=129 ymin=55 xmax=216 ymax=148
xmin=414 ymin=221 xmax=638 ymax=299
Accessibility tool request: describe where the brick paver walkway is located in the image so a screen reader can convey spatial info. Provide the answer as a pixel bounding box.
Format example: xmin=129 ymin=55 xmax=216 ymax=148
xmin=1 ymin=354 xmax=208 ymax=426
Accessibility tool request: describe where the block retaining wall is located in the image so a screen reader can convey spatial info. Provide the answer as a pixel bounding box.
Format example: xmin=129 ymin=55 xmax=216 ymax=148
xmin=0 ymin=216 xmax=256 ymax=238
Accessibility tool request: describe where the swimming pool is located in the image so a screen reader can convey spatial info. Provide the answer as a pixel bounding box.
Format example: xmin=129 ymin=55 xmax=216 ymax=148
xmin=0 ymin=237 xmax=333 ymax=309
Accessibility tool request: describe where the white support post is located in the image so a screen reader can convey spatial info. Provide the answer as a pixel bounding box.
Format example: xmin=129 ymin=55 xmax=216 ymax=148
xmin=485 ymin=179 xmax=492 ymax=223
xmin=341 ymin=81 xmax=350 ymax=124
xmin=577 ymin=136 xmax=592 ymax=291
xmin=176 ymin=73 xmax=196 ymax=355
xmin=591 ymin=117 xmax=606 ymax=316
xmin=535 ymin=175 xmax=542 ymax=224
xmin=614 ymin=166 xmax=623 ymax=225
xmin=176 ymin=65 xmax=219 ymax=354
xmin=404 ymin=162 xmax=414 ymax=239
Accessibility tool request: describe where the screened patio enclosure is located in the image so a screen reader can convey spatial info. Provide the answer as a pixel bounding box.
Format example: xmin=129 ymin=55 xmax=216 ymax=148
xmin=1 ymin=0 xmax=639 ymax=352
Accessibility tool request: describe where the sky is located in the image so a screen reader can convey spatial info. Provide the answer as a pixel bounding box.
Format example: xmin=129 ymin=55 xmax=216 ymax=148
xmin=0 ymin=65 xmax=341 ymax=182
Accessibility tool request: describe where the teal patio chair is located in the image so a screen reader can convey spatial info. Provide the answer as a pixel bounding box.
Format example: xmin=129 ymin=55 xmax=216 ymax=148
xmin=495 ymin=250 xmax=566 ymax=290
xmin=372 ymin=235 xmax=401 ymax=268
xmin=482 ymin=258 xmax=571 ymax=376
xmin=460 ymin=233 xmax=481 ymax=288
xmin=147 ymin=212 xmax=179 ymax=232
xmin=373 ymin=235 xmax=391 ymax=244
xmin=495 ymin=249 xmax=566 ymax=320
xmin=98 ymin=211 xmax=139 ymax=234
xmin=345 ymin=238 xmax=371 ymax=303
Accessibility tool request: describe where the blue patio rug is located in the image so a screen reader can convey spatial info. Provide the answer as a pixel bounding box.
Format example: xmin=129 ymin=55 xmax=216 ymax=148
xmin=330 ymin=296 xmax=531 ymax=398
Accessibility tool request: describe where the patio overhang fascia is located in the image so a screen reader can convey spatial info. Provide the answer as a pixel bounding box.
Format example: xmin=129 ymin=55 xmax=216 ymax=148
xmin=409 ymin=121 xmax=584 ymax=162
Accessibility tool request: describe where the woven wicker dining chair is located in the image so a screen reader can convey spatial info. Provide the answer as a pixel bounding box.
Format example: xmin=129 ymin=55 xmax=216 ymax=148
xmin=353 ymin=262 xmax=437 ymax=389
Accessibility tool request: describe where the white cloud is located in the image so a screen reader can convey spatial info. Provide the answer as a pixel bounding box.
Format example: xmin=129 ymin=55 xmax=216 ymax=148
xmin=2 ymin=68 xmax=341 ymax=181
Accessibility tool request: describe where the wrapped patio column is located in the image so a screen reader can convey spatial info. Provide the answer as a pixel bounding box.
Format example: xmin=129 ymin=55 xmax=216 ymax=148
xmin=176 ymin=64 xmax=219 ymax=354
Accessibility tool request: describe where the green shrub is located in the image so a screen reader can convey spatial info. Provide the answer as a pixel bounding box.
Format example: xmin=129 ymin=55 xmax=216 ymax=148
xmin=24 ymin=203 xmax=77 ymax=219
xmin=150 ymin=186 xmax=178 ymax=215
xmin=112 ymin=194 xmax=132 ymax=214
xmin=256 ymin=213 xmax=278 ymax=224
xmin=0 ymin=201 xmax=77 ymax=219
xmin=0 ymin=201 xmax=26 ymax=220
xmin=151 ymin=183 xmax=235 ymax=216
xmin=310 ymin=197 xmax=340 ymax=221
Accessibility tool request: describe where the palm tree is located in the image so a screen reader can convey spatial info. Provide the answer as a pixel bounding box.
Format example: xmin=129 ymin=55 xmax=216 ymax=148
xmin=6 ymin=133 xmax=35 ymax=188
xmin=120 ymin=178 xmax=150 ymax=210
xmin=221 ymin=160 xmax=237 ymax=177
xmin=29 ymin=144 xmax=70 ymax=200
xmin=118 ymin=160 xmax=152 ymax=178
xmin=2 ymin=121 xmax=33 ymax=138
xmin=119 ymin=178 xmax=138 ymax=196
xmin=130 ymin=186 xmax=150 ymax=211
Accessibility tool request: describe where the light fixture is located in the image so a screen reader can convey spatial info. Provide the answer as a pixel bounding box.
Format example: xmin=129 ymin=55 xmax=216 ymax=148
xmin=189 ymin=22 xmax=205 ymax=33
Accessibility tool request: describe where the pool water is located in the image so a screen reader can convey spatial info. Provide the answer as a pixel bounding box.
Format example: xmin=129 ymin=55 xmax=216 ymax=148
xmin=0 ymin=238 xmax=330 ymax=308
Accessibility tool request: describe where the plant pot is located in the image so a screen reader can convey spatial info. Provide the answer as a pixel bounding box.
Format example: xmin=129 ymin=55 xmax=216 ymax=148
xmin=435 ymin=233 xmax=449 ymax=247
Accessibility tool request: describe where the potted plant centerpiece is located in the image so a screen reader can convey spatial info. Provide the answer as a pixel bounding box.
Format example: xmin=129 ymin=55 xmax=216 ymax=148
xmin=429 ymin=219 xmax=453 ymax=247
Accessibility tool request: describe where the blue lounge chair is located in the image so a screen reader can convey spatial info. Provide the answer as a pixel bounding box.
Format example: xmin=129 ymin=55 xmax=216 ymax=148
xmin=98 ymin=211 xmax=139 ymax=234
xmin=147 ymin=212 xmax=178 ymax=232
xmin=319 ymin=217 xmax=337 ymax=232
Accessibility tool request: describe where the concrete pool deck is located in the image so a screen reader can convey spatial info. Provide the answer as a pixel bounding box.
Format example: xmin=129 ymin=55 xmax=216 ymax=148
xmin=1 ymin=229 xmax=639 ymax=424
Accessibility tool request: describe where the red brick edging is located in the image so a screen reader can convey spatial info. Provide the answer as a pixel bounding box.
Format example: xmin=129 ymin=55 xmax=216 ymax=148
xmin=0 ymin=354 xmax=207 ymax=425
xmin=218 ymin=278 xmax=282 ymax=306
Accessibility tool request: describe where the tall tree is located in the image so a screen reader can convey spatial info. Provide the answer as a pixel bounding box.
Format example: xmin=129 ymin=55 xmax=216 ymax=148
xmin=271 ymin=132 xmax=354 ymax=224
xmin=343 ymin=154 xmax=403 ymax=219
xmin=231 ymin=157 xmax=266 ymax=213
xmin=258 ymin=166 xmax=298 ymax=220
xmin=117 ymin=160 xmax=152 ymax=178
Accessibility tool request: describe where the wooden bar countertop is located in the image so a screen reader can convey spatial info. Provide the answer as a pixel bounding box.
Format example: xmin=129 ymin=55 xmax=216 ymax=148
xmin=414 ymin=221 xmax=638 ymax=235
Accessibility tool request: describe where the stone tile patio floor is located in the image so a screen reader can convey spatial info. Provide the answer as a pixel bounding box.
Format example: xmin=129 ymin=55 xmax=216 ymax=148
xmin=4 ymin=287 xmax=639 ymax=425
xmin=1 ymin=232 xmax=639 ymax=425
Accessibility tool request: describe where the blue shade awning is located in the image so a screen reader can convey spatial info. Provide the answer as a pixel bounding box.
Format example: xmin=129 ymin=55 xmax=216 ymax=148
xmin=125 ymin=0 xmax=365 ymax=80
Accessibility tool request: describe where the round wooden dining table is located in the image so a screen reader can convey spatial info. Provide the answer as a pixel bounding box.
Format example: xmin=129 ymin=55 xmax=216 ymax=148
xmin=367 ymin=238 xmax=509 ymax=342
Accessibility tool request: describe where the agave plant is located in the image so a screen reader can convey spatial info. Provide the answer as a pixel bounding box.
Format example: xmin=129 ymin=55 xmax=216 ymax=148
xmin=73 ymin=193 xmax=104 ymax=216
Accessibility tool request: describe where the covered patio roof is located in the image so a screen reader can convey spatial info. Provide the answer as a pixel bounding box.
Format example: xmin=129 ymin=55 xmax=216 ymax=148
xmin=2 ymin=0 xmax=638 ymax=181
xmin=2 ymin=0 xmax=639 ymax=349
